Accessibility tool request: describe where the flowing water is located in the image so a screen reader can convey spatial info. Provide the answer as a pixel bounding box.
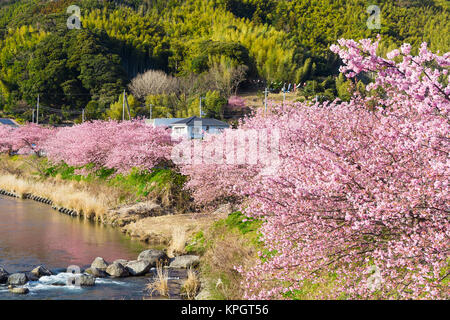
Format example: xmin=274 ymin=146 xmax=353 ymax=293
xmin=0 ymin=195 xmax=182 ymax=300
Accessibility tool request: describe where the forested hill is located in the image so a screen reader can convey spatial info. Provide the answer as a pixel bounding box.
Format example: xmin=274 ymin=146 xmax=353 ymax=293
xmin=0 ymin=0 xmax=449 ymax=123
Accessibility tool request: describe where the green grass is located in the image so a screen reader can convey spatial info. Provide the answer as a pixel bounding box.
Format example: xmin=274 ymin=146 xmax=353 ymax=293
xmin=223 ymin=211 xmax=262 ymax=235
xmin=185 ymin=231 xmax=207 ymax=255
xmin=185 ymin=211 xmax=263 ymax=299
xmin=42 ymin=161 xmax=189 ymax=206
xmin=44 ymin=162 xmax=84 ymax=181
xmin=186 ymin=211 xmax=262 ymax=255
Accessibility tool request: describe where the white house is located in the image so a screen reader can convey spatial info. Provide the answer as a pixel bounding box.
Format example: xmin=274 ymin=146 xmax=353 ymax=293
xmin=147 ymin=116 xmax=229 ymax=139
xmin=169 ymin=116 xmax=229 ymax=139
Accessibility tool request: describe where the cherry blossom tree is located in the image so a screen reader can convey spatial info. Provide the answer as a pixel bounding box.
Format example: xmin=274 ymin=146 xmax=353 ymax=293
xmin=0 ymin=123 xmax=53 ymax=155
xmin=0 ymin=125 xmax=14 ymax=154
xmin=181 ymin=38 xmax=450 ymax=299
xmin=44 ymin=120 xmax=174 ymax=173
xmin=1 ymin=120 xmax=174 ymax=174
xmin=228 ymin=96 xmax=246 ymax=108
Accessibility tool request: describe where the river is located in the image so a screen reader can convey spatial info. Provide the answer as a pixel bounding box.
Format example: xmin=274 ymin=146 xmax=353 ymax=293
xmin=0 ymin=195 xmax=181 ymax=300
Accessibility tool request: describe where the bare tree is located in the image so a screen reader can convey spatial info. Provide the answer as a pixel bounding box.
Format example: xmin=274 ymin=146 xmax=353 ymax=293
xmin=207 ymin=63 xmax=248 ymax=97
xmin=128 ymin=69 xmax=179 ymax=100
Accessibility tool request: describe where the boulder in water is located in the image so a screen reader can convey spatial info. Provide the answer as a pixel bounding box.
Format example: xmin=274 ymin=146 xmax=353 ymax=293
xmin=8 ymin=287 xmax=29 ymax=294
xmin=31 ymin=265 xmax=53 ymax=277
xmin=91 ymin=257 xmax=109 ymax=271
xmin=125 ymin=260 xmax=152 ymax=276
xmin=85 ymin=267 xmax=108 ymax=278
xmin=106 ymin=262 xmax=129 ymax=278
xmin=169 ymin=255 xmax=200 ymax=269
xmin=0 ymin=266 xmax=9 ymax=284
xmin=7 ymin=273 xmax=28 ymax=286
xmin=137 ymin=249 xmax=168 ymax=267
xmin=79 ymin=274 xmax=96 ymax=286
xmin=113 ymin=259 xmax=128 ymax=266
xmin=25 ymin=272 xmax=39 ymax=281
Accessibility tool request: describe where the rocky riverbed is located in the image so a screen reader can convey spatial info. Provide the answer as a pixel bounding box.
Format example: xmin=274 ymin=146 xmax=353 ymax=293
xmin=0 ymin=249 xmax=200 ymax=299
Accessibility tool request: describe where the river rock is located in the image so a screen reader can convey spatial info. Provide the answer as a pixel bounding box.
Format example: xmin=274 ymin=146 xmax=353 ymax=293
xmin=113 ymin=259 xmax=128 ymax=265
xmin=106 ymin=262 xmax=129 ymax=278
xmin=91 ymin=257 xmax=109 ymax=270
xmin=125 ymin=260 xmax=152 ymax=276
xmin=84 ymin=267 xmax=108 ymax=278
xmin=7 ymin=273 xmax=28 ymax=286
xmin=31 ymin=265 xmax=53 ymax=277
xmin=79 ymin=274 xmax=96 ymax=286
xmin=0 ymin=266 xmax=9 ymax=284
xmin=137 ymin=249 xmax=168 ymax=266
xmin=169 ymin=255 xmax=200 ymax=269
xmin=25 ymin=272 xmax=39 ymax=281
xmin=9 ymin=287 xmax=29 ymax=294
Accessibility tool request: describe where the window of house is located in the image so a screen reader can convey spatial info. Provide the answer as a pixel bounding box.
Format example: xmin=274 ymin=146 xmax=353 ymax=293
xmin=173 ymin=127 xmax=184 ymax=134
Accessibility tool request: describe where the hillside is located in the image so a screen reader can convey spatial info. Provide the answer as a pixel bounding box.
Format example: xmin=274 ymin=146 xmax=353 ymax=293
xmin=0 ymin=0 xmax=448 ymax=122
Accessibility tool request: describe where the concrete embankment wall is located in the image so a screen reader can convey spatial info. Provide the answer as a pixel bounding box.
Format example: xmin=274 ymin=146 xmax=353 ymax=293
xmin=0 ymin=188 xmax=81 ymax=217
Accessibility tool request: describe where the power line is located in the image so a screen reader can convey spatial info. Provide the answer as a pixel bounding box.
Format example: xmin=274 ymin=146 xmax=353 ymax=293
xmin=35 ymin=105 xmax=84 ymax=115
xmin=10 ymin=104 xmax=84 ymax=115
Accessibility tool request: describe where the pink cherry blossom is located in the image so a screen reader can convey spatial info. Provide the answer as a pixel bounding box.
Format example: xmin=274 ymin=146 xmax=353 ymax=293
xmin=182 ymin=38 xmax=450 ymax=299
xmin=43 ymin=120 xmax=174 ymax=173
xmin=0 ymin=123 xmax=53 ymax=154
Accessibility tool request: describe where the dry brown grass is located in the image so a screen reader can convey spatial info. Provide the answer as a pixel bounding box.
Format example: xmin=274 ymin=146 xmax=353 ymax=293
xmin=167 ymin=226 xmax=187 ymax=257
xmin=0 ymin=174 xmax=30 ymax=196
xmin=182 ymin=268 xmax=200 ymax=299
xmin=0 ymin=173 xmax=117 ymax=219
xmin=0 ymin=155 xmax=127 ymax=220
xmin=122 ymin=211 xmax=228 ymax=245
xmin=146 ymin=261 xmax=169 ymax=297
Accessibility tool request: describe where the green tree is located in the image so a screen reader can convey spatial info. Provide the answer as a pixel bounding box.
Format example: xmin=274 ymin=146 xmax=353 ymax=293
xmin=85 ymin=100 xmax=104 ymax=120
xmin=203 ymin=90 xmax=227 ymax=119
xmin=106 ymin=93 xmax=140 ymax=120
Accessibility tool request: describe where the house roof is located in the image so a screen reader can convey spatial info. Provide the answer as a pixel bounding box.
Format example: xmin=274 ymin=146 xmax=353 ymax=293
xmin=169 ymin=116 xmax=229 ymax=127
xmin=0 ymin=118 xmax=19 ymax=127
xmin=145 ymin=118 xmax=184 ymax=127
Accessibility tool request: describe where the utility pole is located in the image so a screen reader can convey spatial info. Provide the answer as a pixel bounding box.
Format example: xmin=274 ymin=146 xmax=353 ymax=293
xmin=36 ymin=94 xmax=39 ymax=125
xmin=123 ymin=90 xmax=131 ymax=120
xmin=82 ymin=109 xmax=85 ymax=122
xmin=122 ymin=90 xmax=125 ymax=121
xmin=125 ymin=92 xmax=131 ymax=120
xmin=199 ymin=97 xmax=205 ymax=118
xmin=264 ymin=87 xmax=268 ymax=113
xmin=149 ymin=104 xmax=153 ymax=119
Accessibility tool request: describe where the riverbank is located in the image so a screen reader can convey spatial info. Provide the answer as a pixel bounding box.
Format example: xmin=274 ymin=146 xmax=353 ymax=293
xmin=0 ymin=154 xmax=255 ymax=299
xmin=0 ymin=179 xmax=228 ymax=247
xmin=0 ymin=155 xmax=224 ymax=245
